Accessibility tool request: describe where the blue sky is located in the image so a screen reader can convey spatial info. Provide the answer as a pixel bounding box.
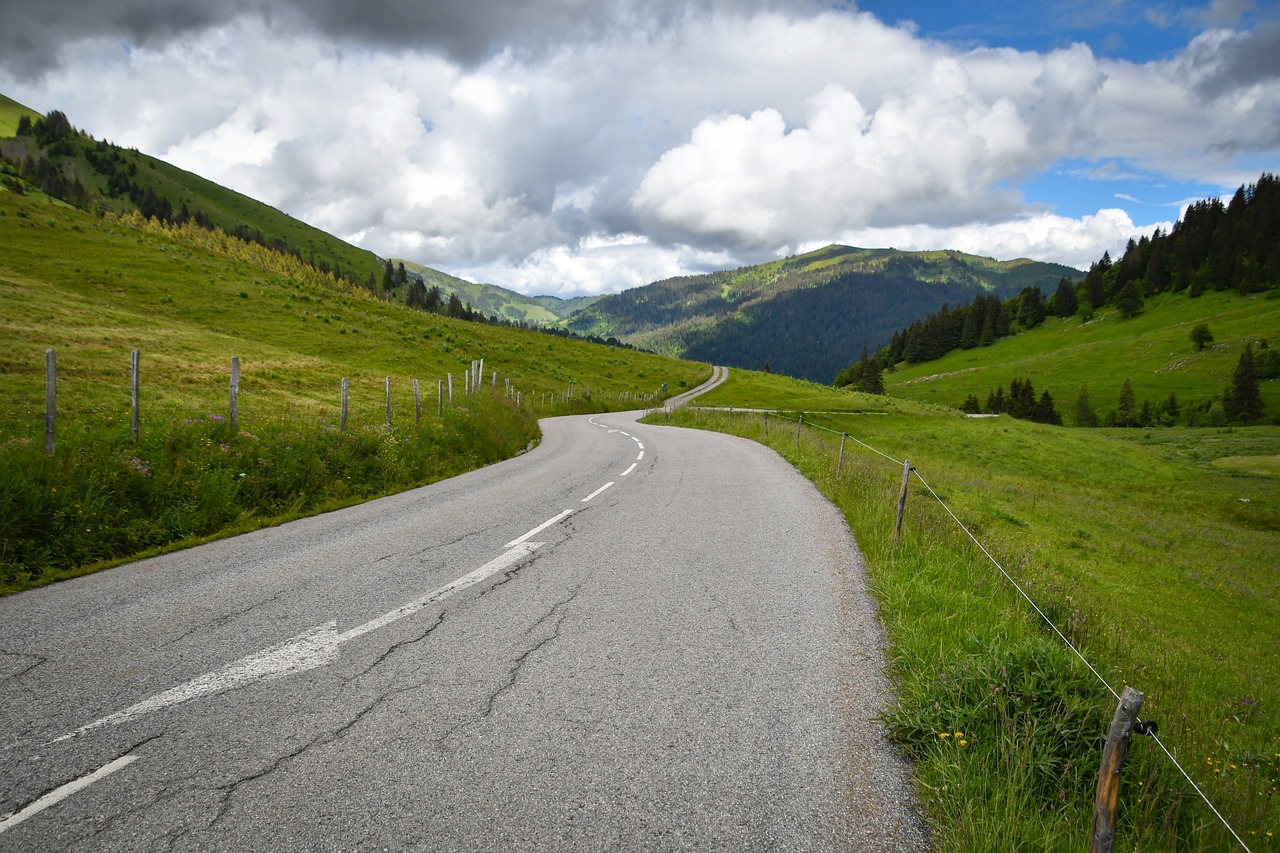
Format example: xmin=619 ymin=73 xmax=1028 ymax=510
xmin=1 ymin=0 xmax=1277 ymax=293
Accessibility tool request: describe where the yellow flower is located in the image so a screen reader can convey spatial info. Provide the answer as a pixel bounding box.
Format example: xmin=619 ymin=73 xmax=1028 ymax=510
xmin=939 ymin=732 xmax=950 ymax=739
xmin=959 ymin=740 xmax=968 ymax=747
xmin=955 ymin=731 xmax=964 ymax=738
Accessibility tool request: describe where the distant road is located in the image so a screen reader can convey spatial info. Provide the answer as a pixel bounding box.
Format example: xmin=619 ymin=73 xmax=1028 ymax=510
xmin=0 ymin=371 xmax=927 ymax=851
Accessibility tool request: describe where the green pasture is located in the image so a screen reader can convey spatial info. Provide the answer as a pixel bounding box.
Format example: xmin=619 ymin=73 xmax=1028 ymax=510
xmin=884 ymin=290 xmax=1280 ymax=423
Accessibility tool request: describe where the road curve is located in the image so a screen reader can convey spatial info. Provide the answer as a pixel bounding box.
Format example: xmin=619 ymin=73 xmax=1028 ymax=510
xmin=0 ymin=400 xmax=927 ymax=850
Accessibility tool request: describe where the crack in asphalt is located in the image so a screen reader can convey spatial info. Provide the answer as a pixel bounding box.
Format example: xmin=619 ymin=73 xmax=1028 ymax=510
xmin=192 ymin=614 xmax=448 ymax=840
xmin=0 ymin=649 xmax=49 ymax=684
xmin=155 ymin=589 xmax=287 ymax=650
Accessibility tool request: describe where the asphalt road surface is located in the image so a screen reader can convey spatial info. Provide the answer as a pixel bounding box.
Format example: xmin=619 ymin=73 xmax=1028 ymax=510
xmin=0 ymin=380 xmax=928 ymax=851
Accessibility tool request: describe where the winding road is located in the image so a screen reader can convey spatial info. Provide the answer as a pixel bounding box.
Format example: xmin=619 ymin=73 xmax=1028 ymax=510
xmin=0 ymin=369 xmax=927 ymax=851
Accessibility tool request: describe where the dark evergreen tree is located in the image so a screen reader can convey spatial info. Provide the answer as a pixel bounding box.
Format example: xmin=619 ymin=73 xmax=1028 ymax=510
xmin=960 ymin=393 xmax=981 ymax=414
xmin=1016 ymin=287 xmax=1046 ymax=327
xmin=1224 ymin=344 xmax=1264 ymax=422
xmin=1007 ymin=377 xmax=1037 ymax=419
xmin=1048 ymin=277 xmax=1078 ymax=317
xmin=1116 ymin=378 xmax=1136 ymax=427
xmin=985 ymin=386 xmax=1006 ymax=414
xmin=1033 ymin=390 xmax=1063 ymax=425
xmin=1114 ymin=279 xmax=1144 ymax=318
xmin=1075 ymin=386 xmax=1099 ymax=427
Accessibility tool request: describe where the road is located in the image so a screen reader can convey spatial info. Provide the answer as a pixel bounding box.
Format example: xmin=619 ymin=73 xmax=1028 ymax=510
xmin=0 ymin=374 xmax=927 ymax=851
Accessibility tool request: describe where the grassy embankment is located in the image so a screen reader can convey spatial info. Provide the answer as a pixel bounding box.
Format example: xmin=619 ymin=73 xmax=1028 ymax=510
xmin=0 ymin=190 xmax=709 ymax=592
xmin=884 ymin=290 xmax=1280 ymax=423
xmin=651 ymin=369 xmax=1278 ymax=851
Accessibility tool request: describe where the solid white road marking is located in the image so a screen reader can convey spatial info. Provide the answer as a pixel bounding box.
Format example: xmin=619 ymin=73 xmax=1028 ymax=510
xmin=620 ymin=463 xmax=637 ymax=477
xmin=51 ymin=543 xmax=546 ymax=744
xmin=0 ymin=754 xmax=138 ymax=834
xmin=581 ymin=482 xmax=614 ymax=503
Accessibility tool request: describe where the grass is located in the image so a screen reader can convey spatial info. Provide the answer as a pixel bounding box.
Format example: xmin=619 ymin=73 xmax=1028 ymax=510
xmin=0 ymin=93 xmax=39 ymax=139
xmin=0 ymin=188 xmax=710 ymax=590
xmin=884 ymin=290 xmax=1280 ymax=423
xmin=648 ymin=373 xmax=1280 ymax=851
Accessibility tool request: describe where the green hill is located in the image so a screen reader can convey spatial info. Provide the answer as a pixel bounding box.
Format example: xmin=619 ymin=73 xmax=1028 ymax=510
xmin=0 ymin=93 xmax=40 ymax=138
xmin=566 ymin=244 xmax=1080 ymax=382
xmin=883 ymin=290 xmax=1280 ymax=422
xmin=394 ymin=258 xmax=601 ymax=326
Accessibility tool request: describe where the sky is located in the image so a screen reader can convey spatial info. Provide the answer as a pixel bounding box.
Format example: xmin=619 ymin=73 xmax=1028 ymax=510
xmin=1 ymin=0 xmax=1277 ymax=298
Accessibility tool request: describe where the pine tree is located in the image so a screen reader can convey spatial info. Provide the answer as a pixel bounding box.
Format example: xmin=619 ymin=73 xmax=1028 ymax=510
xmin=1117 ymin=379 xmax=1136 ymax=427
xmin=1033 ymin=390 xmax=1062 ymax=425
xmin=985 ymin=386 xmax=1006 ymax=414
xmin=1049 ymin=278 xmax=1078 ymax=317
xmin=1115 ymin=280 xmax=1144 ymax=318
xmin=1224 ymin=344 xmax=1264 ymax=422
xmin=960 ymin=393 xmax=981 ymax=414
xmin=1075 ymin=385 xmax=1099 ymax=427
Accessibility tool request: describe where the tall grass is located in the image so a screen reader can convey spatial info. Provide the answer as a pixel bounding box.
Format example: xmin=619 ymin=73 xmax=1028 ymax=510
xmin=0 ymin=393 xmax=538 ymax=593
xmin=649 ymin=403 xmax=1279 ymax=851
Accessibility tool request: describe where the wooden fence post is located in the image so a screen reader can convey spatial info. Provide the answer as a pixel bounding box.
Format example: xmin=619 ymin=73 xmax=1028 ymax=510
xmin=131 ymin=349 xmax=141 ymax=444
xmin=1091 ymin=686 xmax=1146 ymax=853
xmin=893 ymin=459 xmax=911 ymax=545
xmin=763 ymin=411 xmax=768 ymax=437
xmin=796 ymin=413 xmax=804 ymax=451
xmin=413 ymin=379 xmax=421 ymax=425
xmin=44 ymin=349 xmax=56 ymax=456
xmin=229 ymin=356 xmax=240 ymax=429
xmin=837 ymin=432 xmax=847 ymax=476
xmin=447 ymin=373 xmax=453 ymax=407
xmin=341 ymin=378 xmax=349 ymax=432
xmin=385 ymin=377 xmax=392 ymax=431
xmin=728 ymin=407 xmax=733 ymax=427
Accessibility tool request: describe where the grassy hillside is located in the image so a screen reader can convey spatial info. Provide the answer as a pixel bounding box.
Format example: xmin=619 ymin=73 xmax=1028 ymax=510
xmin=884 ymin=290 xmax=1280 ymax=422
xmin=0 ymin=94 xmax=40 ymax=138
xmin=0 ymin=112 xmax=384 ymax=286
xmin=0 ymin=189 xmax=705 ymax=428
xmin=650 ymin=371 xmax=1278 ymax=849
xmin=0 ymin=188 xmax=708 ymax=588
xmin=567 ymin=244 xmax=1080 ymax=382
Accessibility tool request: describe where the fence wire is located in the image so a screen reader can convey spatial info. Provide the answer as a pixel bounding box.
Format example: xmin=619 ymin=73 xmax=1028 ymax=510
xmin=684 ymin=405 xmax=1254 ymax=852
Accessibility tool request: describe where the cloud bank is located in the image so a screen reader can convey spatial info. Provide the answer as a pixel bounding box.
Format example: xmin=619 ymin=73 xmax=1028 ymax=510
xmin=0 ymin=0 xmax=1276 ymax=295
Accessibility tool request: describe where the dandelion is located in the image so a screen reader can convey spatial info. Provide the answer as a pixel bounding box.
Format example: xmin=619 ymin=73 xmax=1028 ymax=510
xmin=938 ymin=733 xmax=950 ymax=739
xmin=955 ymin=731 xmax=964 ymax=738
xmin=959 ymin=739 xmax=968 ymax=747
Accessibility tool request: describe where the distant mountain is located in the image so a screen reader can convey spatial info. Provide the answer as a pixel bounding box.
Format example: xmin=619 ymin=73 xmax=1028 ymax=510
xmin=565 ymin=244 xmax=1081 ymax=383
xmin=394 ymin=259 xmax=601 ymax=327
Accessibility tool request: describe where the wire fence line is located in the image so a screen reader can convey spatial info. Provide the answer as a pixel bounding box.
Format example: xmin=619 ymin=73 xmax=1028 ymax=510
xmin=671 ymin=404 xmax=1252 ymax=852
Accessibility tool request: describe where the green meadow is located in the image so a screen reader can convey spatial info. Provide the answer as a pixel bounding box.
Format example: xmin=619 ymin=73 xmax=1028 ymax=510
xmin=884 ymin=290 xmax=1280 ymax=423
xmin=0 ymin=190 xmax=707 ymax=590
xmin=650 ymin=371 xmax=1279 ymax=851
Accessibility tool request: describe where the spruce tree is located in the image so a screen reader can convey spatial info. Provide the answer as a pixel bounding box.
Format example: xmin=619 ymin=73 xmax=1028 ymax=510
xmin=1117 ymin=379 xmax=1136 ymax=427
xmin=1033 ymin=390 xmax=1062 ymax=425
xmin=1224 ymin=344 xmax=1264 ymax=422
xmin=1075 ymin=385 xmax=1099 ymax=427
xmin=1115 ymin=280 xmax=1144 ymax=318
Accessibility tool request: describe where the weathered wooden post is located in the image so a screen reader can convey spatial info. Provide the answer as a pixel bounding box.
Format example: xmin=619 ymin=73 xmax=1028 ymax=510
xmin=893 ymin=459 xmax=911 ymax=545
xmin=44 ymin=349 xmax=56 ymax=456
xmin=131 ymin=349 xmax=141 ymax=444
xmin=385 ymin=377 xmax=392 ymax=431
xmin=447 ymin=373 xmax=453 ymax=407
xmin=796 ymin=413 xmax=804 ymax=451
xmin=1091 ymin=686 xmax=1146 ymax=853
xmin=229 ymin=356 xmax=240 ymax=429
xmin=341 ymin=378 xmax=349 ymax=432
xmin=413 ymin=379 xmax=421 ymax=425
xmin=837 ymin=432 xmax=847 ymax=476
xmin=728 ymin=407 xmax=733 ymax=427
xmin=763 ymin=411 xmax=769 ymax=437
